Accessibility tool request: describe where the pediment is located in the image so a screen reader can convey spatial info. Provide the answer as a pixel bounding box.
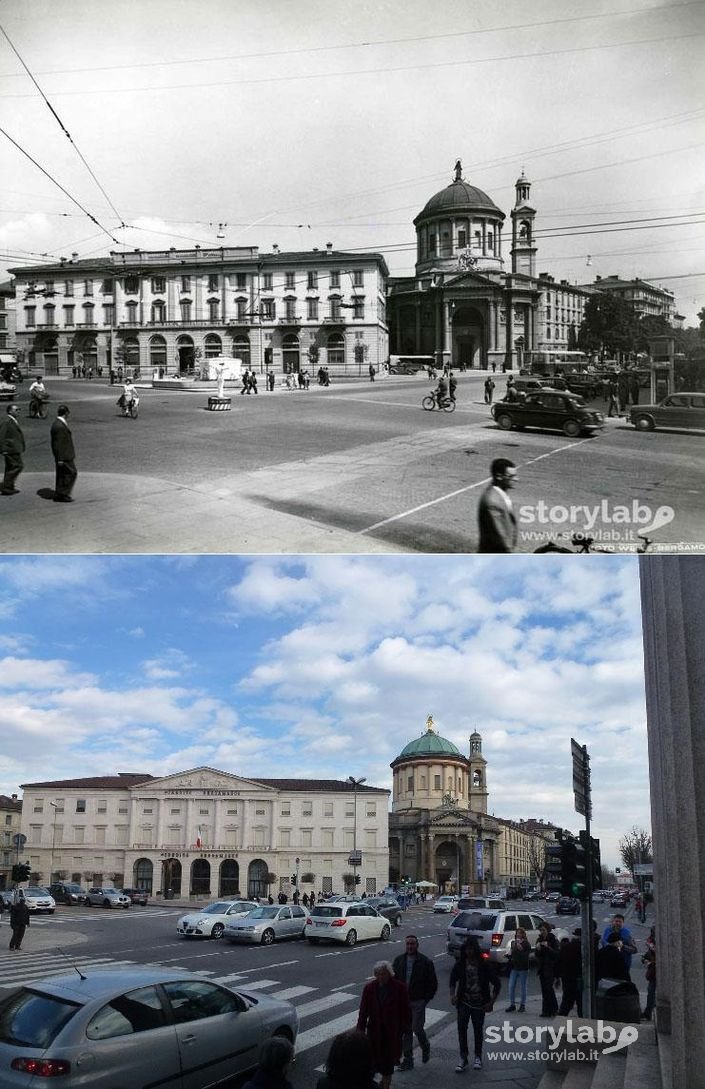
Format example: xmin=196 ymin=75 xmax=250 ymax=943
xmin=445 ymin=271 xmax=504 ymax=290
xmin=131 ymin=766 xmax=270 ymax=795
xmin=430 ymin=807 xmax=476 ymax=828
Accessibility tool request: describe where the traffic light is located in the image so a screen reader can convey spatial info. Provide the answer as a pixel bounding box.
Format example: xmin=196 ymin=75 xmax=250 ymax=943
xmin=590 ymin=835 xmax=602 ymax=891
xmin=545 ymin=830 xmax=564 ymax=895
xmin=291 ymin=874 xmax=297 ymax=885
xmin=354 ymin=874 xmax=361 ymax=885
xmin=561 ymin=835 xmax=587 ymax=899
xmin=12 ymin=862 xmax=31 ymax=883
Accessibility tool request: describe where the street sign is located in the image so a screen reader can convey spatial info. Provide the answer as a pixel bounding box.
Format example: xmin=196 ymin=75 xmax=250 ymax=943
xmin=571 ymin=738 xmax=591 ymax=818
xmin=633 ymin=863 xmax=653 ymax=875
xmin=347 ymin=851 xmax=362 ymax=866
xmin=12 ymin=833 xmax=26 ymax=848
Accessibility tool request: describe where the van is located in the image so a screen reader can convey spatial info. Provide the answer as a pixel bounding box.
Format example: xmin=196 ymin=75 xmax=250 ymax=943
xmin=457 ymin=896 xmax=506 ymax=912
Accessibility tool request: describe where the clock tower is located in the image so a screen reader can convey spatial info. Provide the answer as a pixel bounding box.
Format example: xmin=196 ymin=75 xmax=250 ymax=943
xmin=511 ymin=170 xmax=537 ymax=277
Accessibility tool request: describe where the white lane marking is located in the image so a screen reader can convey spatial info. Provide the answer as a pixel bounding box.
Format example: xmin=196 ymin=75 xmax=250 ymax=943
xmin=210 ymin=973 xmax=246 ymax=985
xmin=294 ymin=1012 xmax=359 ymax=1053
xmin=296 ymin=992 xmax=357 ymax=1019
xmin=330 ymin=982 xmax=358 ymax=991
xmin=359 ymin=437 xmax=594 ymax=533
xmin=237 ymin=978 xmax=280 ymax=991
xmin=271 ymin=985 xmax=317 ymax=1001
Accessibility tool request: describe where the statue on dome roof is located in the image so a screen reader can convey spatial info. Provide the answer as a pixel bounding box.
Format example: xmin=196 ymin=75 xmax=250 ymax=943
xmin=454 ymin=160 xmax=462 ymax=182
xmin=426 ymin=714 xmax=436 ymax=732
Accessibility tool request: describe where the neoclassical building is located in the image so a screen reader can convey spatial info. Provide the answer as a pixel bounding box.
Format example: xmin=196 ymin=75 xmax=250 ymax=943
xmin=387 ymin=162 xmax=589 ymax=370
xmin=18 ymin=768 xmax=390 ymax=900
xmin=0 ymin=793 xmax=23 ymax=891
xmin=389 ymin=717 xmax=551 ymax=895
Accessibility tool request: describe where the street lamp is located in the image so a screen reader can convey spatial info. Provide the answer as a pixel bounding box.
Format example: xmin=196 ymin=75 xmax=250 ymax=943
xmin=347 ymin=775 xmax=366 ymax=891
xmin=48 ymin=802 xmax=59 ymax=886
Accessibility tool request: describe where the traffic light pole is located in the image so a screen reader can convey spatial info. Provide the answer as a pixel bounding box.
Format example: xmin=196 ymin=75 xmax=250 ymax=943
xmin=577 ymin=745 xmax=595 ymax=1020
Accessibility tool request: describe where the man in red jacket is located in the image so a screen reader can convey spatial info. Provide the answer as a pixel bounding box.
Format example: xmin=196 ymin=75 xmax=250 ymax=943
xmin=357 ymin=961 xmax=411 ymax=1089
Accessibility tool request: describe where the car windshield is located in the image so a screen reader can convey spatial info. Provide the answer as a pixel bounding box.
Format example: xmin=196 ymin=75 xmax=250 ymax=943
xmin=25 ymin=888 xmax=49 ymax=896
xmin=0 ymin=989 xmax=81 ymax=1048
xmin=247 ymin=907 xmax=278 ymax=919
xmin=453 ymin=912 xmax=497 ymax=931
xmin=202 ymin=902 xmax=232 ymax=914
xmin=311 ymin=905 xmax=343 ymax=918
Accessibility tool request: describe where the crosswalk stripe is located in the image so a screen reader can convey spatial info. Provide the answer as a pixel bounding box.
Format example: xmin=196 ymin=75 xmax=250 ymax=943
xmin=296 ymin=993 xmax=357 ymax=1019
xmin=211 ymin=973 xmax=246 ymax=986
xmin=0 ymin=960 xmax=139 ymax=989
xmin=271 ymin=985 xmax=316 ymax=1001
xmin=237 ymin=978 xmax=280 ymax=991
xmin=294 ymin=1012 xmax=358 ymax=1053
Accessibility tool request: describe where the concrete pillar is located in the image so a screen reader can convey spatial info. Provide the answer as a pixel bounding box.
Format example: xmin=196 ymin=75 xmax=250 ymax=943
xmin=639 ymin=557 xmax=705 ymax=1089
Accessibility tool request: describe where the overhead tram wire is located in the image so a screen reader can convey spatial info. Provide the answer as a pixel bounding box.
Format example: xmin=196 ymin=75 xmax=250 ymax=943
xmin=0 ymin=21 xmax=126 ymax=230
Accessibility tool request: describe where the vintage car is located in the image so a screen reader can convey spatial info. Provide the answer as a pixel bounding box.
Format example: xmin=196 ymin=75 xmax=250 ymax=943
xmin=630 ymin=392 xmax=705 ymax=432
xmin=492 ymin=389 xmax=605 ymax=437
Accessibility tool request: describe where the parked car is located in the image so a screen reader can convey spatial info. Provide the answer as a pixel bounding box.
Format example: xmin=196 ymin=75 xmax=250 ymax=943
xmin=0 ymin=966 xmax=298 ymax=1088
xmin=457 ymin=896 xmax=506 ymax=912
xmin=121 ymin=887 xmax=149 ymax=905
xmin=610 ymin=893 xmax=628 ymax=908
xmin=492 ymin=389 xmax=605 ymax=437
xmin=0 ymin=380 xmax=16 ymax=402
xmin=20 ymin=887 xmax=56 ymax=914
xmin=306 ymin=900 xmax=391 ymax=947
xmin=522 ymin=892 xmax=542 ymax=902
xmin=511 ymin=376 xmax=548 ymax=395
xmin=224 ymin=904 xmax=309 ymax=945
xmin=364 ymin=896 xmax=404 ymax=926
xmin=49 ymin=882 xmax=88 ymax=905
xmin=433 ymin=895 xmax=459 ymax=914
xmin=545 ymin=892 xmax=561 ymax=902
xmin=447 ymin=909 xmax=569 ymax=964
xmin=87 ymin=887 xmax=130 ymax=909
xmin=630 ymin=392 xmax=705 ymax=432
xmin=177 ymin=899 xmax=258 ymax=939
xmin=556 ymin=896 xmax=581 ymax=915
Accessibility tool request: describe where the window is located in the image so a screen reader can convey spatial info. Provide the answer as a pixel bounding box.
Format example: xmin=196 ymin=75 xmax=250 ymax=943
xmin=103 ymin=305 xmax=114 ymax=325
xmin=125 ymin=276 xmax=139 ymax=294
xmin=84 ymin=280 xmax=93 ymax=295
xmin=180 ymin=300 xmax=191 ymax=322
xmin=44 ymin=280 xmax=55 ymax=294
xmin=118 ymin=805 xmax=128 ymax=814
xmin=285 ymin=272 xmax=296 ymax=290
xmin=458 ymin=229 xmax=467 ymax=249
xmin=307 ymin=298 xmax=318 ymax=321
xmin=143 ymin=808 xmax=153 ymax=815
xmin=407 ymin=775 xmax=413 ymax=791
xmin=64 ymin=281 xmax=74 ymax=297
xmin=25 ymin=306 xmax=36 ymax=327
xmin=76 ymin=800 xmax=86 ymax=813
xmin=95 ymin=827 xmax=106 ymax=845
xmin=307 ymin=271 xmax=318 ymax=290
xmin=434 ymin=775 xmax=441 ymax=790
xmin=208 ymin=299 xmax=219 ymax=321
xmin=329 ymin=297 xmax=341 ymax=321
xmin=280 ymin=830 xmax=291 ymax=847
xmin=366 ymin=803 xmax=376 ymax=817
xmin=102 ymin=279 xmax=113 ymax=294
xmin=181 ymin=276 xmax=191 ymax=293
xmin=353 ymin=298 xmax=364 ymax=319
xmin=97 ymin=800 xmax=107 ymax=814
xmin=162 ymin=980 xmax=242 ymax=1023
xmin=322 ymin=829 xmax=334 ymax=848
xmin=87 ymin=985 xmax=166 ymax=1039
xmin=151 ymin=277 xmax=165 ymax=294
xmin=208 ymin=275 xmax=219 ymax=292
xmin=204 ymin=333 xmax=222 ymax=357
xmin=302 ymin=830 xmax=312 ymax=847
xmin=236 ymin=298 xmax=248 ymax=320
xmin=330 ymin=270 xmax=340 ymax=289
xmin=285 ymin=299 xmax=297 ymax=321
xmin=235 ymin=273 xmax=246 ymax=290
xmin=74 ymin=826 xmax=85 ymax=843
xmin=43 ymin=305 xmax=55 ymax=327
xmin=151 ymin=301 xmax=165 ymax=323
xmin=64 ymin=306 xmax=75 ymax=326
xmin=262 ymin=273 xmax=273 ymax=290
xmin=281 ymin=804 xmax=291 ymax=816
xmin=302 ymin=802 xmax=313 ymax=817
xmin=346 ymin=802 xmax=355 ymax=817
xmin=323 ymin=802 xmax=334 ymax=817
xmin=487 ymin=231 xmax=494 ymax=251
xmin=199 ymin=808 xmax=210 ymax=816
xmin=474 ymin=231 xmax=482 ymax=248
xmin=262 ymin=300 xmax=275 ymax=320
xmin=125 ymin=301 xmax=138 ymax=324
xmin=429 ymin=233 xmax=437 ymax=255
xmin=82 ymin=302 xmax=94 ymax=326
xmin=352 ymin=270 xmax=363 ymax=287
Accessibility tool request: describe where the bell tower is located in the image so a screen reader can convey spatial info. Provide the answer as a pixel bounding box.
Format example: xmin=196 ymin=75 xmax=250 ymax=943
xmin=511 ymin=169 xmax=537 ymax=277
xmin=468 ymin=731 xmax=488 ymax=814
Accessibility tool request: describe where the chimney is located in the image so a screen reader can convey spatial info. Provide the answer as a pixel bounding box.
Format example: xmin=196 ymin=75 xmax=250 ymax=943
xmin=326 ymin=242 xmax=333 ymax=254
xmin=273 ymin=243 xmax=279 ymax=254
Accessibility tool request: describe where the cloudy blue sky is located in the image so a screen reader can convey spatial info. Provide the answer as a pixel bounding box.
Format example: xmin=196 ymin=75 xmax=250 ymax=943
xmin=0 ymin=554 xmax=648 ymax=865
xmin=0 ymin=0 xmax=703 ymax=323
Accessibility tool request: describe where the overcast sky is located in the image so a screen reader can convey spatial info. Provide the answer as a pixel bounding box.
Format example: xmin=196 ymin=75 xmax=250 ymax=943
xmin=0 ymin=0 xmax=703 ymax=323
xmin=0 ymin=554 xmax=648 ymax=867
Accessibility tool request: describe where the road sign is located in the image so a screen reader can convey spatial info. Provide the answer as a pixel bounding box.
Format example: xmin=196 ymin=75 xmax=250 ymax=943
xmin=347 ymin=851 xmax=362 ymax=866
xmin=12 ymin=833 xmax=26 ymax=848
xmin=633 ymin=863 xmax=653 ymax=875
xmin=571 ymin=738 xmax=591 ymax=817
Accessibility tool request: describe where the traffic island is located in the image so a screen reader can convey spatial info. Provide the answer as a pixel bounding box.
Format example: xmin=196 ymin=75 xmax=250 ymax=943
xmin=207 ymin=396 xmax=232 ymax=411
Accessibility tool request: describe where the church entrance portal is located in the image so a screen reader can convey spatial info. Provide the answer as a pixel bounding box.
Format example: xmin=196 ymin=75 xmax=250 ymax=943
xmin=452 ymin=307 xmax=484 ymax=369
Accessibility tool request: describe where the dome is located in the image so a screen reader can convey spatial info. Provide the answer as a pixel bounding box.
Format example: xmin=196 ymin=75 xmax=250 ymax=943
xmin=397 ymin=732 xmax=462 ymax=759
xmin=415 ymin=179 xmax=503 ymax=223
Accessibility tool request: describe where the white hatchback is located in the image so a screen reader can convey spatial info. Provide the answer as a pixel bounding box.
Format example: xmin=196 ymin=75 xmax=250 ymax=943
xmin=433 ymin=895 xmax=459 ymax=913
xmin=306 ymin=901 xmax=391 ymax=947
xmin=177 ymin=899 xmax=258 ymax=939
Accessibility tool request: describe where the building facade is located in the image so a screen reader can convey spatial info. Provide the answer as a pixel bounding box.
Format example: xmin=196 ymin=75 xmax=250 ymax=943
xmin=583 ymin=275 xmax=676 ymax=322
xmin=0 ymin=280 xmax=16 ymax=355
xmin=18 ymin=768 xmax=390 ymax=900
xmin=0 ymin=793 xmax=23 ymax=890
xmin=387 ymin=162 xmax=589 ymax=371
xmin=9 ymin=245 xmax=389 ymax=380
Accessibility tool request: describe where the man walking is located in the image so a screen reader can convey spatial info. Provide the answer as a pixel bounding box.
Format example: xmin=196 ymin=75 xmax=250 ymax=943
xmin=0 ymin=404 xmax=25 ymax=495
xmin=51 ymin=404 xmax=78 ymax=502
xmin=477 ymin=458 xmax=518 ymax=552
xmin=9 ymin=894 xmax=30 ymax=950
xmin=393 ymin=934 xmax=438 ymax=1070
xmin=483 ymin=376 xmax=495 ymax=404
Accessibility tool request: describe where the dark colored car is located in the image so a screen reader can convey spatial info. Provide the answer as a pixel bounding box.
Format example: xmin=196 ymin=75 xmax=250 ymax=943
xmin=556 ymin=896 xmax=580 ymax=915
xmin=121 ymin=887 xmax=149 ymax=906
xmin=630 ymin=392 xmax=705 ymax=432
xmin=564 ymin=375 xmax=601 ymax=400
xmin=49 ymin=882 xmax=88 ymax=905
xmin=492 ymin=389 xmax=605 ymax=437
xmin=364 ymin=896 xmax=404 ymax=926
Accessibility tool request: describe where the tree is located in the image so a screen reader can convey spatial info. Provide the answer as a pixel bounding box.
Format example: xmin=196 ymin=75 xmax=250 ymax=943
xmin=526 ymin=835 xmax=550 ymax=889
xmin=618 ymin=826 xmax=652 ymax=878
xmin=634 ymin=314 xmax=673 ymax=354
xmin=578 ymin=292 xmax=639 ymax=360
xmin=341 ymin=871 xmax=356 ymax=892
xmin=697 ymin=306 xmax=705 ymax=338
xmin=300 ymin=872 xmax=316 ymax=884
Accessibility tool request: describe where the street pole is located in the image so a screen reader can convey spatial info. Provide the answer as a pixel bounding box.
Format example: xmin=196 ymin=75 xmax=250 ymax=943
xmin=49 ymin=801 xmax=58 ymax=886
xmin=347 ymin=775 xmax=366 ymax=893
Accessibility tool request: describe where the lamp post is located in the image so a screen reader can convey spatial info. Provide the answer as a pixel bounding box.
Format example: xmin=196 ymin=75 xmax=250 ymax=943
xmin=48 ymin=801 xmax=58 ymax=886
xmin=347 ymin=775 xmax=366 ymax=891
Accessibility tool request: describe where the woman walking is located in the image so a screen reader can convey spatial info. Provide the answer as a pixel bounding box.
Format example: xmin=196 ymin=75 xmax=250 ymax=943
xmin=449 ymin=937 xmax=501 ymax=1072
xmin=505 ymin=927 xmax=531 ymax=1013
xmin=357 ymin=961 xmax=411 ymax=1089
xmin=535 ymin=923 xmax=560 ymax=1016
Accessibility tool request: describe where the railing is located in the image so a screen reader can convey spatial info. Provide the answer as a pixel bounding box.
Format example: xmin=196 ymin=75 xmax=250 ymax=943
xmin=323 ymin=315 xmax=345 ymax=323
xmin=130 ymin=842 xmax=272 ymax=852
xmin=278 ymin=316 xmax=302 ymax=324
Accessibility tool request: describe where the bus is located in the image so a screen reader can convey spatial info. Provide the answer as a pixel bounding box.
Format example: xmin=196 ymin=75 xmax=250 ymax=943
xmin=527 ymin=350 xmax=602 ymax=398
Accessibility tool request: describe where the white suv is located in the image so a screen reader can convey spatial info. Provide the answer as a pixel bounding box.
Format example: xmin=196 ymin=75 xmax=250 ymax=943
xmin=306 ymin=900 xmax=391 ymax=947
xmin=87 ymin=887 xmax=130 ymax=909
xmin=447 ymin=908 xmax=569 ymax=963
xmin=20 ymin=887 xmax=56 ymax=914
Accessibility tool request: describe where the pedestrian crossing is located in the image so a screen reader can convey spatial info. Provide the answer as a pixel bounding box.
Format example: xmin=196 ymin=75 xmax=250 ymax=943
xmin=29 ymin=907 xmax=184 ymax=926
xmin=0 ymin=947 xmax=450 ymax=1066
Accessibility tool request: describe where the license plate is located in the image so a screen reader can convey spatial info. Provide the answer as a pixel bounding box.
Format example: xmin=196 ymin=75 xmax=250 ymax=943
xmin=315 ymin=921 xmax=328 ymax=927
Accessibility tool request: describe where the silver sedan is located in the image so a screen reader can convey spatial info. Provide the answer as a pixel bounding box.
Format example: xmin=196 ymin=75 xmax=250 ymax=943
xmin=0 ymin=966 xmax=298 ymax=1088
xmin=224 ymin=904 xmax=309 ymax=945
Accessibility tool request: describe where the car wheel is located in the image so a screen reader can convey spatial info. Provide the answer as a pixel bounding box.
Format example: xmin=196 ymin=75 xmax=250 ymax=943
xmin=394 ymin=914 xmax=402 ymax=927
xmin=345 ymin=929 xmax=357 ymax=947
xmin=103 ymin=899 xmax=111 ymax=908
xmin=261 ymin=928 xmax=276 ymax=946
xmin=563 ymin=419 xmax=581 ymax=437
xmin=381 ymin=924 xmax=391 ymax=941
xmin=496 ymin=413 xmax=514 ymax=431
xmin=634 ymin=414 xmax=655 ymax=431
xmin=211 ymin=923 xmax=225 ymax=939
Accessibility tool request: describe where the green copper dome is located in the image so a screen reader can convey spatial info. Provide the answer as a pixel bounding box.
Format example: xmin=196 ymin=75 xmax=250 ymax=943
xmin=395 ymin=715 xmax=462 ymax=760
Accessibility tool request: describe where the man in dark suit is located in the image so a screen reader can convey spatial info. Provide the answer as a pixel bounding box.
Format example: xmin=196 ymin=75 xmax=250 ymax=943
xmin=393 ymin=934 xmax=438 ymax=1069
xmin=50 ymin=404 xmax=78 ymax=502
xmin=0 ymin=404 xmax=25 ymax=495
xmin=477 ymin=458 xmax=518 ymax=552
